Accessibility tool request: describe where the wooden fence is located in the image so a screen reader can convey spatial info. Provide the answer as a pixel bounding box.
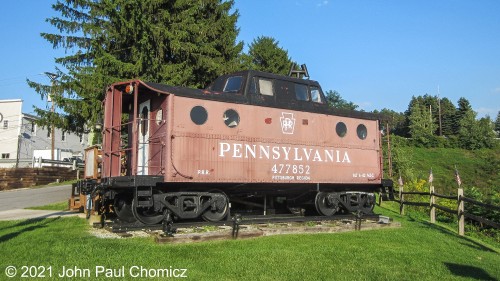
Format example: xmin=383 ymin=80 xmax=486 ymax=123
xmin=391 ymin=185 xmax=500 ymax=236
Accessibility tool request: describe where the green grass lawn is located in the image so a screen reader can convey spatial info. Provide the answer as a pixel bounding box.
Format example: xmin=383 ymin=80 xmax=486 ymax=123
xmin=1 ymin=203 xmax=499 ymax=280
xmin=26 ymin=201 xmax=69 ymax=211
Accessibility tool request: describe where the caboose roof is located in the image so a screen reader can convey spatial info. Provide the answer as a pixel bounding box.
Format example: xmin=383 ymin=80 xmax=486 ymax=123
xmin=111 ymin=70 xmax=385 ymax=121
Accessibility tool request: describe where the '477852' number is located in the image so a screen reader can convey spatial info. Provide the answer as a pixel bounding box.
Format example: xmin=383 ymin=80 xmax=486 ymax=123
xmin=271 ymin=164 xmax=310 ymax=175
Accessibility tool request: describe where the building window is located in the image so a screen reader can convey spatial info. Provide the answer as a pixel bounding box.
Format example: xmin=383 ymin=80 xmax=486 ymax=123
xmin=1 ymin=153 xmax=9 ymax=159
xmin=79 ymin=135 xmax=83 ymax=143
xmin=31 ymin=122 xmax=37 ymax=135
xmin=61 ymin=131 xmax=66 ymax=142
xmin=47 ymin=128 xmax=51 ymax=138
xmin=3 ymin=120 xmax=8 ymax=129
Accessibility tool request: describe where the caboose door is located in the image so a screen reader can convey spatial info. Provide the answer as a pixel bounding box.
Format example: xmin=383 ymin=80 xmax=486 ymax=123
xmin=137 ymin=99 xmax=150 ymax=175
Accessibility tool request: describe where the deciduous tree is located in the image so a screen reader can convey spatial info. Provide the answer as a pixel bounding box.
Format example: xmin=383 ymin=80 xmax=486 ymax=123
xmin=495 ymin=111 xmax=500 ymax=137
xmin=373 ymin=108 xmax=406 ymax=136
xmin=458 ymin=111 xmax=496 ymax=149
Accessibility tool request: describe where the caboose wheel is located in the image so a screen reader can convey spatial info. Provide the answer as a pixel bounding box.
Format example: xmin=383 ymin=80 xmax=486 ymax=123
xmin=131 ymin=193 xmax=165 ymax=225
xmin=201 ymin=193 xmax=229 ymax=222
xmin=358 ymin=193 xmax=375 ymax=214
xmin=114 ymin=194 xmax=137 ymax=223
xmin=315 ymin=192 xmax=339 ymax=216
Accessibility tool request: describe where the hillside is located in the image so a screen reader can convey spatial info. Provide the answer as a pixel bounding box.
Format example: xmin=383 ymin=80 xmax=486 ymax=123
xmin=389 ymin=147 xmax=500 ymax=196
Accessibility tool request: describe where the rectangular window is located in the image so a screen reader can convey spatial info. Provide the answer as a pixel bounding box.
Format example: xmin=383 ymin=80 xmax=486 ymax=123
xmin=3 ymin=120 xmax=8 ymax=129
xmin=310 ymin=86 xmax=324 ymax=103
xmin=61 ymin=131 xmax=66 ymax=142
xmin=295 ymin=84 xmax=309 ymax=101
xmin=223 ymin=76 xmax=243 ymax=93
xmin=47 ymin=128 xmax=51 ymax=138
xmin=1 ymin=153 xmax=9 ymax=159
xmin=79 ymin=135 xmax=83 ymax=143
xmin=258 ymin=78 xmax=273 ymax=96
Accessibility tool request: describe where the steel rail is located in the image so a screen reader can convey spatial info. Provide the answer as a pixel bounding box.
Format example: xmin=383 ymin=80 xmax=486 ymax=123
xmin=106 ymin=213 xmax=382 ymax=233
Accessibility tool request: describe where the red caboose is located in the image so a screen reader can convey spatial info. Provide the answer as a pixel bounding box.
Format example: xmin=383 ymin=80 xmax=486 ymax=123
xmin=78 ymin=70 xmax=393 ymax=224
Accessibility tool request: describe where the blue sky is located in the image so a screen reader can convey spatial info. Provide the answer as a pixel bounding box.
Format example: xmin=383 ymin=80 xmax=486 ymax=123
xmin=1 ymin=1 xmax=499 ymax=118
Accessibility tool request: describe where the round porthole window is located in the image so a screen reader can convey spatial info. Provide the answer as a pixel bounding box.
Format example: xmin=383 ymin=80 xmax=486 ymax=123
xmin=336 ymin=122 xmax=347 ymax=138
xmin=357 ymin=124 xmax=368 ymax=140
xmin=190 ymin=106 xmax=208 ymax=125
xmin=223 ymin=109 xmax=240 ymax=128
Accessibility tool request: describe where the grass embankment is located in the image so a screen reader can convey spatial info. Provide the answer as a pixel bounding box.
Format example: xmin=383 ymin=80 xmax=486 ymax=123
xmin=395 ymin=147 xmax=500 ymax=194
xmin=2 ymin=203 xmax=499 ymax=280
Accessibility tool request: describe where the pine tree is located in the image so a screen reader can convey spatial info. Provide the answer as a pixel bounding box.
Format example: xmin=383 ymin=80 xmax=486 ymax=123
xmin=495 ymin=111 xmax=500 ymax=136
xmin=324 ymin=90 xmax=358 ymax=110
xmin=28 ymin=0 xmax=243 ymax=133
xmin=242 ymin=36 xmax=292 ymax=75
xmin=439 ymin=97 xmax=456 ymax=137
xmin=453 ymin=97 xmax=473 ymax=135
xmin=408 ymin=98 xmax=436 ymax=146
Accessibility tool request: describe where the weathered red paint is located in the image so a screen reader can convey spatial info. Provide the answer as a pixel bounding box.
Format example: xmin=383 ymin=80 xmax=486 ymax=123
xmin=167 ymin=96 xmax=382 ymax=184
xmin=101 ymin=80 xmax=383 ymax=187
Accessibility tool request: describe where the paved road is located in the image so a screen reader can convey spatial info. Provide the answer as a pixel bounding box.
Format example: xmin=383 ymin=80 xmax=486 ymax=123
xmin=0 ymin=185 xmax=72 ymax=212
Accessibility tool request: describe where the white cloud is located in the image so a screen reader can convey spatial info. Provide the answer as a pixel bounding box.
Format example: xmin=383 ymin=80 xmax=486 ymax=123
xmin=476 ymin=107 xmax=497 ymax=118
xmin=357 ymin=101 xmax=373 ymax=110
xmin=317 ymin=0 xmax=329 ymax=7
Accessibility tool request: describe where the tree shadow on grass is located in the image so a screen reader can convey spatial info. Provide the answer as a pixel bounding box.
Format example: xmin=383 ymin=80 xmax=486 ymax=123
xmin=0 ymin=212 xmax=75 ymax=231
xmin=0 ymin=217 xmax=61 ymax=243
xmin=444 ymin=263 xmax=498 ymax=281
xmin=413 ymin=220 xmax=498 ymax=253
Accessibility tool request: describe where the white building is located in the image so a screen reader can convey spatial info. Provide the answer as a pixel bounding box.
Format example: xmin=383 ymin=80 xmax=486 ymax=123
xmin=0 ymin=99 xmax=89 ymax=168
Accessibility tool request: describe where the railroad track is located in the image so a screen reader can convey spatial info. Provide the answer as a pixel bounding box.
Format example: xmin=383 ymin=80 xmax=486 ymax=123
xmin=102 ymin=213 xmax=382 ymax=234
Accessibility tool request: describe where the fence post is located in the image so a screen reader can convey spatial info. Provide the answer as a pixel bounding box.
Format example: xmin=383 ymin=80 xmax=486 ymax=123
xmin=399 ymin=185 xmax=404 ymax=215
xmin=457 ymin=187 xmax=464 ymax=236
xmin=430 ymin=185 xmax=435 ymax=223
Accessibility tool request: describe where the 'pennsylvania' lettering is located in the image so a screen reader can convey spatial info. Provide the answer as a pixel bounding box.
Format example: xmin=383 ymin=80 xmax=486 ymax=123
xmin=218 ymin=142 xmax=351 ymax=163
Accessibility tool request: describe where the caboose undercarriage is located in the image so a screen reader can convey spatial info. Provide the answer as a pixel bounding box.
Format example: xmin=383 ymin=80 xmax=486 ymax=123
xmin=76 ymin=176 xmax=393 ymax=226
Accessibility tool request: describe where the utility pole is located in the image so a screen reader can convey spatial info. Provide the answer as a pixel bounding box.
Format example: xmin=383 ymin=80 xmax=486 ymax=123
xmin=438 ymin=86 xmax=442 ymax=136
xmin=15 ymin=134 xmax=21 ymax=168
xmin=429 ymin=104 xmax=432 ymax=134
xmin=45 ymin=72 xmax=58 ymax=162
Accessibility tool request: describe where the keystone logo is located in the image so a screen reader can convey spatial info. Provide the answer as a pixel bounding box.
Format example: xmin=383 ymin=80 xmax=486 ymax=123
xmin=280 ymin=112 xmax=295 ymax=134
